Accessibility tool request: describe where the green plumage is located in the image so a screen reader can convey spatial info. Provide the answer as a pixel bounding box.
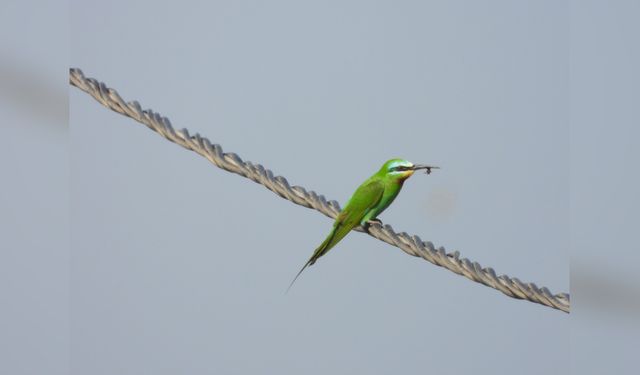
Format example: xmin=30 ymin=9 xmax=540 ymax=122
xmin=287 ymin=158 xmax=437 ymax=291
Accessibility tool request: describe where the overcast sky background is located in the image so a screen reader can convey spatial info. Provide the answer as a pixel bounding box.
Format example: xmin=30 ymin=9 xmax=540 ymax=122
xmin=6 ymin=1 xmax=639 ymax=375
xmin=68 ymin=1 xmax=569 ymax=374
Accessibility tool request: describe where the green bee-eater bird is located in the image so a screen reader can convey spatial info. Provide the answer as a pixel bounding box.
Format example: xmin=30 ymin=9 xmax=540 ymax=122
xmin=288 ymin=158 xmax=438 ymax=290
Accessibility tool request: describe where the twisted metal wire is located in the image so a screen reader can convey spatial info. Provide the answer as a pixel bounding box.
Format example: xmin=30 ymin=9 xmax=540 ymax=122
xmin=69 ymin=68 xmax=570 ymax=313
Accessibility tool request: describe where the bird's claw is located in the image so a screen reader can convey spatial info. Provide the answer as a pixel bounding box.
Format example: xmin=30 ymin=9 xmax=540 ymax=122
xmin=366 ymin=218 xmax=383 ymax=227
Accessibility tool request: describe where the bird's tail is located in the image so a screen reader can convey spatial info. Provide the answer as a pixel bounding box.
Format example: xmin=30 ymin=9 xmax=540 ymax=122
xmin=286 ymin=225 xmax=340 ymax=293
xmin=286 ymin=258 xmax=314 ymax=293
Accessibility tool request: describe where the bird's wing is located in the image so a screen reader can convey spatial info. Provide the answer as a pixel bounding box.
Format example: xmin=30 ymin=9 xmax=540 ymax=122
xmin=287 ymin=178 xmax=384 ymax=291
xmin=336 ymin=177 xmax=386 ymax=230
xmin=319 ymin=179 xmax=384 ymax=251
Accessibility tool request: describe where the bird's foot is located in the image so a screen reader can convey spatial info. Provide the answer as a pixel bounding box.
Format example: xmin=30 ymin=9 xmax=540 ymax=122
xmin=366 ymin=218 xmax=383 ymax=227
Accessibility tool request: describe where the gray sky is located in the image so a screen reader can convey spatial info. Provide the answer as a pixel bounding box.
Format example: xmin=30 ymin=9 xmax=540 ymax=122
xmin=10 ymin=1 xmax=640 ymax=374
xmin=68 ymin=1 xmax=569 ymax=374
xmin=27 ymin=0 xmax=640 ymax=374
xmin=4 ymin=0 xmax=639 ymax=373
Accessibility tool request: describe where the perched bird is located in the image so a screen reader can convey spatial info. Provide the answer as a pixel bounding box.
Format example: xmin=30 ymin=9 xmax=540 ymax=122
xmin=288 ymin=158 xmax=438 ymax=290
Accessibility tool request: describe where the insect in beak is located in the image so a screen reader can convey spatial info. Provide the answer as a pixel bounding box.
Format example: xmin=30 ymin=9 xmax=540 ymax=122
xmin=411 ymin=164 xmax=440 ymax=175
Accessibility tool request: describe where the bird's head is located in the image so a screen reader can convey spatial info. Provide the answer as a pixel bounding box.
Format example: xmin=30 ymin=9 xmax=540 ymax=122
xmin=380 ymin=158 xmax=439 ymax=181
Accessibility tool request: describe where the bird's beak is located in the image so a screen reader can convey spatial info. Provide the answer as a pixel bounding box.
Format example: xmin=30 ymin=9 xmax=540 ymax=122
xmin=411 ymin=164 xmax=440 ymax=174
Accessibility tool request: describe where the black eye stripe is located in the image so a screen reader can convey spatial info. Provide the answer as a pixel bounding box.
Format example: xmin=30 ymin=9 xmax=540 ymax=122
xmin=391 ymin=166 xmax=410 ymax=172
